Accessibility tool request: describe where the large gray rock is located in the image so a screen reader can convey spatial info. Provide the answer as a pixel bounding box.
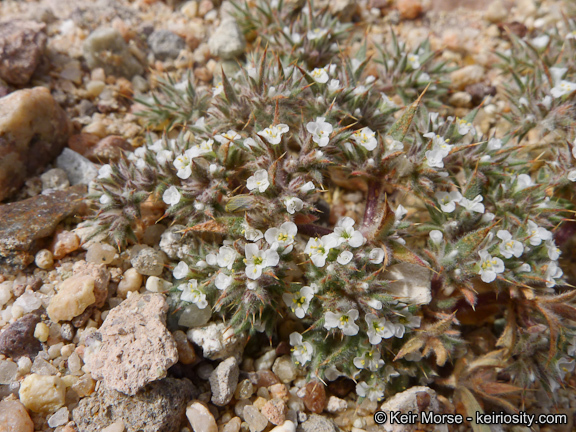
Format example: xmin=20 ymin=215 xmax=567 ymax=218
xmin=73 ymin=378 xmax=196 ymax=432
xmin=0 ymin=87 xmax=71 ymax=202
xmin=87 ymin=293 xmax=178 ymax=395
xmin=82 ymin=27 xmax=144 ymax=78
xmin=0 ymin=20 xmax=47 ymax=85
xmin=208 ymin=18 xmax=246 ymax=60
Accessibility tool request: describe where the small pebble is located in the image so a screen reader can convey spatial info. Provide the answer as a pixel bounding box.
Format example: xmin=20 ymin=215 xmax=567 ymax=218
xmin=86 ymin=243 xmax=117 ymax=265
xmin=102 ymin=419 xmax=125 ymax=432
xmin=47 ymin=406 xmax=69 ymax=427
xmin=19 ymin=373 xmax=66 ymax=413
xmin=117 ymin=268 xmax=143 ymax=298
xmin=51 ymin=231 xmax=80 ymax=259
xmin=186 ymin=401 xmax=218 ymax=432
xmin=269 ymin=420 xmax=296 ymax=432
xmin=46 ymin=276 xmax=96 ymax=323
xmin=34 ymin=322 xmax=49 ymax=342
xmin=35 ymin=249 xmax=54 ymax=269
xmin=131 ymin=247 xmax=164 ymax=276
xmin=60 ymin=323 xmax=75 ymax=341
xmin=145 ymin=276 xmax=172 ymax=293
xmin=173 ymin=330 xmax=196 ymax=365
xmin=235 ymin=379 xmax=254 ymax=400
xmin=223 ymin=417 xmax=242 ymax=432
xmin=261 ymin=398 xmax=287 ymax=425
xmin=271 ymin=355 xmax=298 ymax=383
xmin=243 ymin=405 xmax=268 ymax=432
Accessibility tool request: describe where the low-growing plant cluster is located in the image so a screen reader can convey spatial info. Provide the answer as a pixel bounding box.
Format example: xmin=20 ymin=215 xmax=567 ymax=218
xmin=85 ymin=0 xmax=576 ymax=422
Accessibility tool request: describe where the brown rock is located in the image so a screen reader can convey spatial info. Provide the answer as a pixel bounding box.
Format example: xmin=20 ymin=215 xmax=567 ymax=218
xmin=303 ymin=380 xmax=326 ymax=414
xmin=0 ymin=313 xmax=42 ymax=360
xmin=465 ymin=83 xmax=497 ymax=106
xmin=498 ymin=21 xmax=528 ymax=40
xmin=0 ymin=87 xmax=71 ymax=201
xmin=0 ymin=20 xmax=47 ymax=85
xmin=88 ymin=293 xmax=178 ymax=395
xmin=173 ymin=330 xmax=196 ymax=365
xmin=397 ymin=0 xmax=423 ymax=20
xmin=250 ymin=370 xmax=281 ymax=388
xmin=0 ymin=185 xmax=86 ymax=274
xmin=327 ymin=376 xmax=356 ymax=398
xmin=67 ymin=133 xmax=100 ymax=158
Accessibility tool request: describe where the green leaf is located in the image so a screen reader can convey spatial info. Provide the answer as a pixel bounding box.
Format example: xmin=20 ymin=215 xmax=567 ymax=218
xmin=452 ymin=225 xmax=495 ymax=261
xmin=388 ymin=84 xmax=428 ymax=142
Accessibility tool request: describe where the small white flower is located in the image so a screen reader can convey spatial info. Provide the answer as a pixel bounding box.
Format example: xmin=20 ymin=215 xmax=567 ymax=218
xmin=289 ymin=332 xmax=313 ymax=365
xmin=567 ymin=30 xmax=576 ymax=40
xmin=550 ymin=67 xmax=567 ymax=84
xmin=568 ymin=170 xmax=576 ymax=182
xmin=244 ymin=243 xmax=280 ymax=280
xmin=265 ymin=222 xmax=298 ymax=254
xmin=306 ymin=117 xmax=333 ymax=147
xmin=300 ymin=181 xmax=315 ymax=193
xmin=383 ymin=136 xmax=404 ymax=153
xmin=551 ymin=80 xmax=576 ymax=98
xmin=173 ymin=261 xmax=189 ymax=279
xmin=369 ymin=248 xmax=385 ymax=264
xmin=460 ymin=195 xmax=485 ymax=213
xmin=482 ymin=212 xmax=495 ymax=223
xmin=174 ymin=153 xmax=192 ymax=179
xmin=337 ymin=251 xmax=354 ymax=265
xmin=246 ymin=169 xmax=270 ymax=193
xmin=381 ymin=93 xmax=397 ymax=108
xmin=354 ymin=348 xmax=384 ymax=371
xmin=163 ymin=186 xmax=181 ymax=206
xmin=327 ymin=79 xmax=341 ymax=92
xmin=356 ymin=381 xmax=385 ymax=402
xmin=407 ymin=53 xmax=420 ymax=69
xmin=518 ymin=263 xmax=531 ymax=272
xmin=526 ymin=220 xmax=552 ymax=246
xmin=215 ymin=130 xmax=241 ymax=144
xmin=307 ymin=28 xmax=328 ymax=40
xmin=216 ymin=246 xmax=237 ymax=270
xmin=435 ymin=191 xmax=463 ymax=213
xmin=98 ymin=164 xmax=112 ymax=179
xmin=246 ymin=281 xmax=258 ymax=290
xmin=531 ymin=34 xmax=549 ymax=48
xmin=257 ymin=124 xmax=290 ymax=145
xmin=330 ymin=217 xmax=364 ymax=248
xmin=515 ymin=174 xmax=534 ymax=191
xmin=544 ymin=261 xmax=563 ymax=288
xmin=365 ymin=313 xmax=394 ymax=344
xmin=179 ymin=279 xmax=208 ymax=309
xmin=497 ymin=230 xmax=524 ymax=259
xmin=487 ymin=137 xmax=502 ymax=151
xmin=305 ymin=235 xmax=337 ymax=267
xmin=215 ymin=273 xmax=233 ymax=290
xmin=424 ymin=133 xmax=453 ymax=168
xmin=242 ymin=223 xmax=263 ymax=242
xmin=455 ymin=118 xmax=475 ymax=136
xmin=243 ymin=138 xmax=257 ymax=149
xmin=352 ymin=127 xmax=378 ymax=151
xmin=310 ymin=67 xmax=329 ymax=84
xmin=545 ymin=239 xmax=561 ymax=260
xmin=353 ymin=85 xmax=368 ymax=95
xmin=429 ymin=230 xmax=443 ymax=244
xmin=324 ymin=309 xmax=360 ymax=336
xmin=478 ymin=250 xmax=505 ymax=283
xmin=283 ymin=286 xmax=314 ymax=319
xmin=284 ymin=197 xmax=304 ymax=214
xmin=212 ymin=82 xmax=223 ymax=95
xmin=99 ymin=194 xmax=112 ymax=205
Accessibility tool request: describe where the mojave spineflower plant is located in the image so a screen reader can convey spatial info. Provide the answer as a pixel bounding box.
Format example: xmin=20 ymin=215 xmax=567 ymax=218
xmin=265 ymin=222 xmax=298 ymax=254
xmin=246 ymin=169 xmax=270 ymax=193
xmin=244 ymin=243 xmax=280 ymax=280
xmin=324 ymin=309 xmax=360 ymax=336
xmin=351 ymin=127 xmax=378 ymax=151
xmin=306 ymin=117 xmax=333 ymax=147
xmin=478 ymin=250 xmax=505 ymax=283
xmin=283 ymin=285 xmax=314 ymax=319
xmin=257 ymin=124 xmax=289 ymax=145
xmin=289 ymin=332 xmax=313 ymax=365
